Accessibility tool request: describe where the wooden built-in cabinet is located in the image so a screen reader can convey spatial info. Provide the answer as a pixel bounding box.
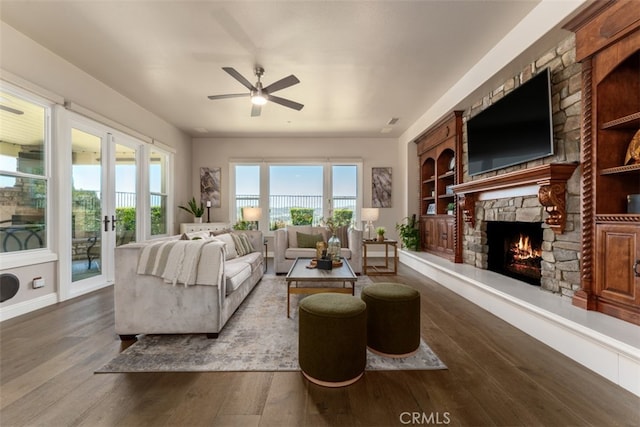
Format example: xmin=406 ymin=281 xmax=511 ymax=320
xmin=416 ymin=111 xmax=462 ymax=262
xmin=566 ymin=0 xmax=640 ymax=325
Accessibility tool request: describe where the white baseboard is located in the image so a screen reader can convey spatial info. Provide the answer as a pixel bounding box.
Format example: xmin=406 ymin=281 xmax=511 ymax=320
xmin=0 ymin=292 xmax=58 ymax=322
xmin=399 ymin=250 xmax=640 ymax=398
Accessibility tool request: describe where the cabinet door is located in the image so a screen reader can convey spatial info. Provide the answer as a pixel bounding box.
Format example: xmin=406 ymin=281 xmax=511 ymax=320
xmin=421 ymin=217 xmax=436 ymax=251
xmin=595 ymin=224 xmax=640 ymax=306
xmin=444 ymin=217 xmax=455 ymax=255
xmin=434 ymin=217 xmax=454 ymax=255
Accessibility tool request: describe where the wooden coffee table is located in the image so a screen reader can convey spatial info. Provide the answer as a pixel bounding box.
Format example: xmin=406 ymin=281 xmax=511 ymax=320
xmin=285 ymin=257 xmax=357 ymax=317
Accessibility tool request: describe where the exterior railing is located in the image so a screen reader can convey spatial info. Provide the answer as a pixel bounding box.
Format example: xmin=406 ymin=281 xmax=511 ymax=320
xmin=236 ymin=194 xmax=356 ymax=228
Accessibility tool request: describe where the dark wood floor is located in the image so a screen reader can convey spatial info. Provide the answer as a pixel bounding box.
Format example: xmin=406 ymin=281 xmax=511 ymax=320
xmin=1 ymin=262 xmax=639 ymax=426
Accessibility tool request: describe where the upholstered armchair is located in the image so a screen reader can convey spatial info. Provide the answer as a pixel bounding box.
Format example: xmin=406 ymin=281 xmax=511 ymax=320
xmin=274 ymin=225 xmax=362 ymax=274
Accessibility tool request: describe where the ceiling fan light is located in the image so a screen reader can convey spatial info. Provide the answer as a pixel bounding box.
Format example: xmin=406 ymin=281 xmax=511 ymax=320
xmin=251 ymin=94 xmax=267 ymax=105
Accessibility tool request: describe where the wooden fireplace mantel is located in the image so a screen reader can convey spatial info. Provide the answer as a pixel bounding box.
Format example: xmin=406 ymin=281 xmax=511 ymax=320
xmin=451 ymin=163 xmax=579 ymax=233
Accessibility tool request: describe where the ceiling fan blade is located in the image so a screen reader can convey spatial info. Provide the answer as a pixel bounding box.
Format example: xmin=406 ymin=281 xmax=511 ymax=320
xmin=207 ymin=93 xmax=250 ymax=100
xmin=264 ymin=75 xmax=300 ymax=93
xmin=268 ymin=95 xmax=304 ymax=111
xmin=222 ymin=67 xmax=256 ymax=91
xmin=251 ymin=103 xmax=262 ymax=117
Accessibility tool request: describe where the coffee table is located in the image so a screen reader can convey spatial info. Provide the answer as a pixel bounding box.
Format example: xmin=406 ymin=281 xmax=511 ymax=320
xmin=285 ymin=257 xmax=357 ymax=317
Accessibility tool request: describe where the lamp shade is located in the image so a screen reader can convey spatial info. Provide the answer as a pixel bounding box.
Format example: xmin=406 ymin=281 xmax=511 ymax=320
xmin=243 ymin=207 xmax=262 ymax=221
xmin=361 ymin=208 xmax=379 ymax=222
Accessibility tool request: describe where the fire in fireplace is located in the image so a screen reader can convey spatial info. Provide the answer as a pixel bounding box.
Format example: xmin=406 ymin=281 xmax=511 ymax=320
xmin=487 ymin=221 xmax=543 ymax=286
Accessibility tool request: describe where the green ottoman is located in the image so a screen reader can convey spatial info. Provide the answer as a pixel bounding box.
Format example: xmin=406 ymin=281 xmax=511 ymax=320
xmin=298 ymin=293 xmax=367 ymax=387
xmin=361 ymin=282 xmax=420 ymax=357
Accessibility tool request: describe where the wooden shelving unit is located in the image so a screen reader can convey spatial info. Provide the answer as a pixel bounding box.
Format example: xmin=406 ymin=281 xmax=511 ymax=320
xmin=415 ymin=111 xmax=462 ymax=262
xmin=566 ymin=0 xmax=640 ymax=325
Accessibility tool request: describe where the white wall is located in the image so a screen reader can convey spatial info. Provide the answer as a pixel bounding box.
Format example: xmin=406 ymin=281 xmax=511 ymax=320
xmin=191 ymin=137 xmax=403 ymax=240
xmin=0 ymin=22 xmax=192 ymax=318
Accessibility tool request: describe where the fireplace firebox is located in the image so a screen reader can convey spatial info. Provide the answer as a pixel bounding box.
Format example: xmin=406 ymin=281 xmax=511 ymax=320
xmin=487 ymin=221 xmax=543 ymax=286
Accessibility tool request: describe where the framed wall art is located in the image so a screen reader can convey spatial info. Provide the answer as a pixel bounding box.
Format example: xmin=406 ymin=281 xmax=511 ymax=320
xmin=372 ymin=167 xmax=392 ymax=208
xmin=200 ymin=167 xmax=221 ymax=208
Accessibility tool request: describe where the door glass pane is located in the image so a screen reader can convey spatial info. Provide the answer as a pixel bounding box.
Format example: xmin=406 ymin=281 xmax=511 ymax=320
xmin=71 ymin=129 xmax=102 ymax=282
xmin=332 ymin=165 xmax=357 ymax=224
xmin=0 ymin=90 xmax=47 ymax=253
xmin=235 ymin=165 xmax=260 ymax=226
xmin=269 ymin=165 xmax=323 ymax=226
xmin=150 ymin=150 xmax=167 ymax=236
xmin=115 ymin=144 xmax=136 ymax=246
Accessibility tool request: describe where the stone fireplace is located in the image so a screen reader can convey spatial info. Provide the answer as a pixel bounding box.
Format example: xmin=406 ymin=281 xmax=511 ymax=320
xmin=452 ymin=164 xmax=581 ymax=295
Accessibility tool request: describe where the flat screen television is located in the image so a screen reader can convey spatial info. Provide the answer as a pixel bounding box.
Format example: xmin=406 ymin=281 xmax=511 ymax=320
xmin=467 ymin=68 xmax=554 ymax=176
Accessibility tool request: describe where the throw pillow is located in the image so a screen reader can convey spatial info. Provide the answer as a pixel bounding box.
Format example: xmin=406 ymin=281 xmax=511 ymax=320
xmin=297 ymin=232 xmax=325 ymax=248
xmin=210 ymin=228 xmax=233 ymax=236
xmin=335 ymin=225 xmax=349 ymax=248
xmin=287 ymin=225 xmax=312 ymax=248
xmin=230 ymin=233 xmax=246 ymax=257
xmin=180 ymin=233 xmax=189 ymax=240
xmin=213 ymin=233 xmax=238 ymax=260
xmin=238 ymin=233 xmax=255 ymax=253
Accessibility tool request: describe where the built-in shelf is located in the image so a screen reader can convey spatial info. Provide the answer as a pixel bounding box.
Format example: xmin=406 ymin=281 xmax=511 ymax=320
xmin=451 ymin=163 xmax=579 ymax=233
xmin=601 ymin=111 xmax=640 ymax=130
xmin=600 ymin=163 xmax=640 ymax=175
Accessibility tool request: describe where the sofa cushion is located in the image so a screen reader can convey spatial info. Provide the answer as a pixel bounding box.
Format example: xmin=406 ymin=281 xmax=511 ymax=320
xmin=285 ymin=248 xmax=316 ymax=259
xmin=297 ymin=232 xmax=325 ymax=248
xmin=285 ymin=247 xmax=352 ymax=260
xmin=287 ymin=226 xmax=312 ymax=248
xmin=225 ymin=261 xmax=251 ymax=295
xmin=340 ymin=247 xmax=352 ymax=259
xmin=181 ymin=231 xmax=212 ymax=240
xmin=228 ymin=251 xmax=262 ymax=273
xmin=210 ymin=228 xmax=233 ymax=236
xmin=213 ymin=233 xmax=238 ymax=260
xmin=230 ymin=233 xmax=247 ymax=256
xmin=335 ymin=225 xmax=349 ymax=248
xmin=235 ymin=232 xmax=255 ymax=254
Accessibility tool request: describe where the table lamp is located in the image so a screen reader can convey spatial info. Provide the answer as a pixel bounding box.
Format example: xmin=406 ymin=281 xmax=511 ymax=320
xmin=361 ymin=208 xmax=379 ymax=240
xmin=243 ymin=207 xmax=262 ymax=230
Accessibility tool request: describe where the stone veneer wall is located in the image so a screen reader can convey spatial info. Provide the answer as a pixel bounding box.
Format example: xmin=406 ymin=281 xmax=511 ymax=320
xmin=461 ymin=35 xmax=582 ymax=298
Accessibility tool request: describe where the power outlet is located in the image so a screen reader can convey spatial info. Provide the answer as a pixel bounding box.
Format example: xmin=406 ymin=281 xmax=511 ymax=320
xmin=32 ymin=277 xmax=45 ymax=289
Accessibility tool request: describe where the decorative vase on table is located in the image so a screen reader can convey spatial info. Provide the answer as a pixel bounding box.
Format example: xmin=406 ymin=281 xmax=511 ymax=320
xmin=194 ymin=216 xmax=203 ymax=223
xmin=327 ymin=235 xmax=341 ymax=261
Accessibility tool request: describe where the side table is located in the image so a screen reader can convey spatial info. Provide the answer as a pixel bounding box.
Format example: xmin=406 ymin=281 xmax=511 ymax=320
xmin=362 ymin=239 xmax=398 ymax=275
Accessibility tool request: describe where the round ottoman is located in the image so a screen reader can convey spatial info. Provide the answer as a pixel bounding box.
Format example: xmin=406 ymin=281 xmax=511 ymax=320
xmin=298 ymin=293 xmax=367 ymax=387
xmin=361 ymin=282 xmax=420 ymax=357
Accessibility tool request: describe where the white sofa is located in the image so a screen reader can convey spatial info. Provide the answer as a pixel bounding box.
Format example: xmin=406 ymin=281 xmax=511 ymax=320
xmin=274 ymin=225 xmax=363 ymax=274
xmin=114 ymin=230 xmax=264 ymax=339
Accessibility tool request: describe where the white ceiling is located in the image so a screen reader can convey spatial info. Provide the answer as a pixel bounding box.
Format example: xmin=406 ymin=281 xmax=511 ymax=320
xmin=0 ymin=1 xmax=578 ymax=139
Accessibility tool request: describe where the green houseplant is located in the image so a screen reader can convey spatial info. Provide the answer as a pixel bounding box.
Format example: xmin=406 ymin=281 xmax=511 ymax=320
xmin=396 ymin=214 xmax=420 ymax=250
xmin=178 ymin=197 xmax=205 ymax=222
xmin=376 ymin=226 xmax=386 ymax=242
xmin=447 ymin=202 xmax=456 ymax=215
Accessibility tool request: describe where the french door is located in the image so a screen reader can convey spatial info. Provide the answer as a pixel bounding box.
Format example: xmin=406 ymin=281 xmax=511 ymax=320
xmin=62 ymin=113 xmax=142 ymax=298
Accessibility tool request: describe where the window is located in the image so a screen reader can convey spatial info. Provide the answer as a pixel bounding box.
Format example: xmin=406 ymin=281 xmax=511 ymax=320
xmin=150 ymin=149 xmax=169 ymax=236
xmin=0 ymin=85 xmax=50 ymax=253
xmin=235 ymin=164 xmax=260 ymax=224
xmin=232 ymin=161 xmax=360 ymax=231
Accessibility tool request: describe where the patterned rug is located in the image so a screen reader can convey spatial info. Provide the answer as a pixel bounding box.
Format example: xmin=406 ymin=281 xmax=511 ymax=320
xmin=97 ymin=275 xmax=447 ymax=373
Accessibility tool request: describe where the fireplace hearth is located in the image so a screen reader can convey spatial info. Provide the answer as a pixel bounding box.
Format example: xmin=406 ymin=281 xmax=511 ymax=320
xmin=487 ymin=221 xmax=543 ymax=286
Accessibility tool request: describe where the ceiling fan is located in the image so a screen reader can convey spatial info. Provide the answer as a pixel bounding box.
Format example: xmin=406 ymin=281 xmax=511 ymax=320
xmin=208 ymin=67 xmax=304 ymax=117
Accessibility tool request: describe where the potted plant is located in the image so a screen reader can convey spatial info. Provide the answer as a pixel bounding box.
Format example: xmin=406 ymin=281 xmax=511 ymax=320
xmin=376 ymin=226 xmax=386 ymax=242
xmin=178 ymin=197 xmax=205 ymax=223
xmin=447 ymin=202 xmax=456 ymax=216
xmin=396 ymin=214 xmax=420 ymax=250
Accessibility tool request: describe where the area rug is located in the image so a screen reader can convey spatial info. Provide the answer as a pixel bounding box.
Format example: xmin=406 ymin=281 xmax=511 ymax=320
xmin=97 ymin=275 xmax=447 ymax=373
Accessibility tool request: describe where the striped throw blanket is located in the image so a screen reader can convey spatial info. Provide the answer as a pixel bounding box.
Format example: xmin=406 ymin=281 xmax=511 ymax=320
xmin=137 ymin=239 xmax=224 ymax=286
